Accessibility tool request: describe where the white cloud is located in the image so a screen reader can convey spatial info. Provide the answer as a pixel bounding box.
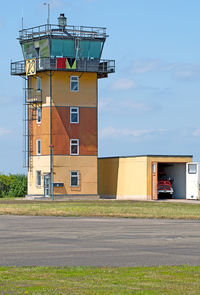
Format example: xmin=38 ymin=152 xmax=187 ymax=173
xmin=99 ymin=96 xmax=159 ymax=113
xmin=119 ymin=101 xmax=150 ymax=112
xmin=99 ymin=97 xmax=111 ymax=111
xmin=112 ymin=78 xmax=138 ymax=90
xmin=0 ymin=128 xmax=11 ymax=136
xmin=131 ymin=58 xmax=200 ymax=81
xmin=132 ymin=59 xmax=161 ymax=74
xmin=192 ymin=129 xmax=200 ymax=136
xmin=173 ymin=65 xmax=200 ymax=80
xmin=100 ymin=127 xmax=166 ymax=139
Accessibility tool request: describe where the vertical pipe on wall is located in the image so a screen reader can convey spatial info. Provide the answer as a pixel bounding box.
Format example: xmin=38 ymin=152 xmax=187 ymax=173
xmin=96 ymin=74 xmax=99 ymax=195
xmin=50 ymin=71 xmax=54 ymax=200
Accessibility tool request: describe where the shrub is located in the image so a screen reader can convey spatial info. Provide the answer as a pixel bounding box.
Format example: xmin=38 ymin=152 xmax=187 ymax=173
xmin=0 ymin=174 xmax=27 ymax=198
xmin=9 ymin=174 xmax=27 ymax=198
xmin=0 ymin=174 xmax=15 ymax=198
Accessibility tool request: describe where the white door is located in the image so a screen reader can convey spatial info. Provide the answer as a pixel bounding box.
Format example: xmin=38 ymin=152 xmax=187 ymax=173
xmin=152 ymin=162 xmax=158 ymax=200
xmin=44 ymin=174 xmax=51 ymax=197
xmin=186 ymin=163 xmax=199 ymax=200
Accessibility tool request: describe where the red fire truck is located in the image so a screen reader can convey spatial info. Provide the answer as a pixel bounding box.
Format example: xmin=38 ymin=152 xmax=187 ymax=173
xmin=157 ymin=173 xmax=174 ymax=196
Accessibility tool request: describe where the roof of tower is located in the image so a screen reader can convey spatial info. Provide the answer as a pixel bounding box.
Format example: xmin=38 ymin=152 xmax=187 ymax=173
xmin=18 ymin=13 xmax=108 ymax=43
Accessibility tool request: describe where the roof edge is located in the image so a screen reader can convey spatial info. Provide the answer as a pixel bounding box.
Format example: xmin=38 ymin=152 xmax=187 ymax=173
xmin=98 ymin=155 xmax=193 ymax=159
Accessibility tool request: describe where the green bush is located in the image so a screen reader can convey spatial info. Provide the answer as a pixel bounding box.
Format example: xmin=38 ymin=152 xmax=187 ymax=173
xmin=0 ymin=174 xmax=27 ymax=198
xmin=9 ymin=174 xmax=27 ymax=198
xmin=0 ymin=175 xmax=14 ymax=198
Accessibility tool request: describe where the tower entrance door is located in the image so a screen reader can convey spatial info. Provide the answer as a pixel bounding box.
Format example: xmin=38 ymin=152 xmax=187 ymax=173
xmin=44 ymin=173 xmax=51 ymax=197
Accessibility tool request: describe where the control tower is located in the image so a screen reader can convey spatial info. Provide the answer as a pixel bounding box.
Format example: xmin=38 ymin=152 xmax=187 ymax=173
xmin=11 ymin=14 xmax=115 ymax=198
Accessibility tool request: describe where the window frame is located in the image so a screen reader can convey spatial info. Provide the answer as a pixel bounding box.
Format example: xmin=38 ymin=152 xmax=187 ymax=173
xmin=36 ymin=139 xmax=41 ymax=155
xmin=36 ymin=107 xmax=42 ymax=124
xmin=36 ymin=170 xmax=41 ymax=187
xmin=70 ymin=76 xmax=79 ymax=92
xmin=70 ymin=107 xmax=79 ymax=124
xmin=36 ymin=77 xmax=41 ymax=92
xmin=70 ymin=171 xmax=79 ymax=187
xmin=70 ymin=139 xmax=79 ymax=155
xmin=188 ymin=164 xmax=197 ymax=174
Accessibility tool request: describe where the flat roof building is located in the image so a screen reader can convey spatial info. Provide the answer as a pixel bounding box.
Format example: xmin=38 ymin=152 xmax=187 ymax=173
xmin=99 ymin=155 xmax=199 ymax=200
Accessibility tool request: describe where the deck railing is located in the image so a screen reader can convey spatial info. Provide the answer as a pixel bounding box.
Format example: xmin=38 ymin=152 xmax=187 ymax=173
xmin=18 ymin=24 xmax=107 ymax=41
xmin=11 ymin=57 xmax=115 ymax=76
xmin=25 ymin=88 xmax=43 ymax=103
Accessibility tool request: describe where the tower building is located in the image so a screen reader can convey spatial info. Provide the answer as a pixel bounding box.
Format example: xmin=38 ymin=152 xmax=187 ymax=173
xmin=11 ymin=14 xmax=115 ymax=198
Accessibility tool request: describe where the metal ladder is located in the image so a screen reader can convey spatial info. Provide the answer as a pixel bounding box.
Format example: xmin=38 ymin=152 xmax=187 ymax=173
xmin=23 ymin=83 xmax=42 ymax=172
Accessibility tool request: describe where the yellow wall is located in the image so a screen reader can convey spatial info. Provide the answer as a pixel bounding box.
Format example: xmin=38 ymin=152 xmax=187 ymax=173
xmin=28 ymin=71 xmax=98 ymax=197
xmin=28 ymin=156 xmax=50 ymax=195
xmin=30 ymin=71 xmax=97 ymax=107
xmin=99 ymin=156 xmax=193 ymax=200
xmin=146 ymin=156 xmax=193 ymax=198
xmin=28 ymin=155 xmax=98 ymax=196
xmin=99 ymin=157 xmax=148 ymax=200
xmin=54 ymin=156 xmax=98 ymax=195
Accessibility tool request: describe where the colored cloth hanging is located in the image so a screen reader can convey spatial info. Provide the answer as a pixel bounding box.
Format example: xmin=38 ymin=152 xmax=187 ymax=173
xmin=56 ymin=57 xmax=66 ymax=69
xmin=66 ymin=58 xmax=76 ymax=70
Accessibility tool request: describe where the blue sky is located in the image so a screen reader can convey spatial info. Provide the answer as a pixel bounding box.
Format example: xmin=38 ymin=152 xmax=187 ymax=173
xmin=1 ymin=0 xmax=200 ymax=174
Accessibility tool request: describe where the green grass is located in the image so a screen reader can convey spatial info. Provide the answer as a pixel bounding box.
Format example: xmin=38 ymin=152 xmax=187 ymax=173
xmin=0 ymin=265 xmax=199 ymax=294
xmin=0 ymin=200 xmax=199 ymax=219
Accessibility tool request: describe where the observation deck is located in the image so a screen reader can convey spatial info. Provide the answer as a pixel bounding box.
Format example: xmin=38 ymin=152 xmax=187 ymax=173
xmin=11 ymin=57 xmax=115 ymax=78
xmin=11 ymin=14 xmax=115 ymax=78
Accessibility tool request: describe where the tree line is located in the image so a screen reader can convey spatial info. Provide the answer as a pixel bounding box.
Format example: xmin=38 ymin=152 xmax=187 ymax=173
xmin=0 ymin=174 xmax=27 ymax=198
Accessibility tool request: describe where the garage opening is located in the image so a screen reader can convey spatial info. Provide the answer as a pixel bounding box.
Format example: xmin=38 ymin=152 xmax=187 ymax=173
xmin=157 ymin=163 xmax=186 ymax=199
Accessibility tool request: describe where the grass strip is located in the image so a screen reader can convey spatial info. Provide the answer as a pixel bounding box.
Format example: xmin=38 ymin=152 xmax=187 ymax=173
xmin=0 ymin=265 xmax=200 ymax=295
xmin=0 ymin=200 xmax=199 ymax=219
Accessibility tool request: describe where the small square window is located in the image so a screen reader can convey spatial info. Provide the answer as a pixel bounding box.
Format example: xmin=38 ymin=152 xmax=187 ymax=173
xmin=70 ymin=107 xmax=79 ymax=124
xmin=70 ymin=76 xmax=79 ymax=92
xmin=188 ymin=164 xmax=197 ymax=174
xmin=36 ymin=170 xmax=41 ymax=186
xmin=70 ymin=171 xmax=79 ymax=187
xmin=37 ymin=107 xmax=42 ymax=124
xmin=70 ymin=139 xmax=79 ymax=155
xmin=36 ymin=139 xmax=41 ymax=155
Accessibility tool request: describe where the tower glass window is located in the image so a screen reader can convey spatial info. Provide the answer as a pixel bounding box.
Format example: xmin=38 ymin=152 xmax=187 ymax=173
xmin=36 ymin=170 xmax=41 ymax=186
xmin=70 ymin=139 xmax=79 ymax=155
xmin=36 ymin=140 xmax=41 ymax=155
xmin=70 ymin=76 xmax=79 ymax=92
xmin=37 ymin=107 xmax=42 ymax=124
xmin=70 ymin=107 xmax=79 ymax=124
xmin=70 ymin=171 xmax=79 ymax=187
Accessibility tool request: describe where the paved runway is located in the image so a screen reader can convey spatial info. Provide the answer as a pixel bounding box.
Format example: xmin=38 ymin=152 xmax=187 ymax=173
xmin=0 ymin=215 xmax=199 ymax=267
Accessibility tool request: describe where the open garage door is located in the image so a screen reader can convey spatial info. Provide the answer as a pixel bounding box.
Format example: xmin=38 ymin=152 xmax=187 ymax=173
xmin=157 ymin=162 xmax=186 ymax=199
xmin=186 ymin=163 xmax=199 ymax=200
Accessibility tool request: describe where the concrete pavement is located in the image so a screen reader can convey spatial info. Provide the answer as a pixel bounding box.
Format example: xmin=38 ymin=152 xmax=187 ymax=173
xmin=0 ymin=215 xmax=199 ymax=267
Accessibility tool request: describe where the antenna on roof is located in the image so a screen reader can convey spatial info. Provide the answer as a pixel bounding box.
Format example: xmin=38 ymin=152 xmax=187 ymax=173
xmin=21 ymin=8 xmax=24 ymax=30
xmin=44 ymin=2 xmax=50 ymax=25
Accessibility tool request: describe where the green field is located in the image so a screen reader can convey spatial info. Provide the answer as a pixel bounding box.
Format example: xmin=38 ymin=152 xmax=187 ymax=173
xmin=0 ymin=200 xmax=199 ymax=219
xmin=0 ymin=265 xmax=199 ymax=295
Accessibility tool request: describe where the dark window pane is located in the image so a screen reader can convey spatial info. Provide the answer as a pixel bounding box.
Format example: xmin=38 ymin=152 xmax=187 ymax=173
xmin=71 ymin=145 xmax=77 ymax=154
xmin=37 ymin=171 xmax=41 ymax=186
xmin=71 ymin=113 xmax=78 ymax=122
xmin=71 ymin=81 xmax=78 ymax=91
xmin=71 ymin=176 xmax=78 ymax=186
